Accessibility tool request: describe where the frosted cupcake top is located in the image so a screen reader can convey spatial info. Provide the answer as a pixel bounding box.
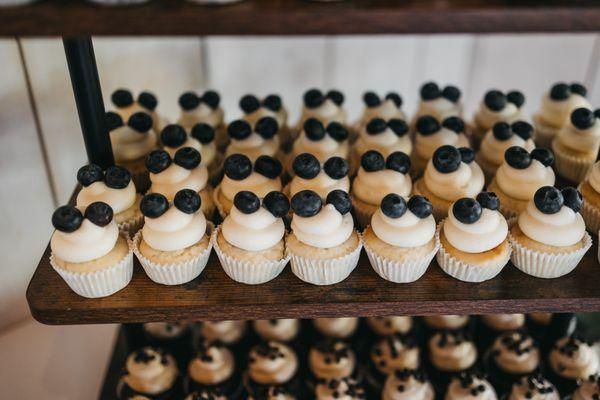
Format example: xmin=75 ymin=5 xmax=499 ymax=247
xmin=254 ymin=319 xmax=300 ymax=343
xmin=517 ymin=186 xmax=586 ymax=247
xmin=122 ymin=347 xmax=178 ymax=396
xmin=143 ymin=322 xmax=188 ymax=340
xmin=146 ymin=148 xmax=208 ymax=201
xmin=248 ymin=341 xmax=298 ymax=385
xmin=371 ymin=194 xmax=435 ymax=248
xmin=221 ymin=154 xmax=283 ymax=203
xmin=481 ymin=313 xmax=525 ymax=331
xmin=480 ymin=121 xmax=536 ymax=167
xmin=423 ymin=315 xmax=469 ymax=330
xmin=353 ymin=150 xmax=411 ymax=206
xmin=177 ymin=90 xmax=223 ymax=128
xmin=289 ymin=153 xmax=350 ymax=200
xmin=414 ymin=116 xmax=469 ymax=161
xmin=360 ymin=91 xmax=405 ymax=125
xmin=382 ymin=369 xmax=435 ymax=400
xmin=107 ymin=111 xmax=157 ymax=163
xmin=367 ymin=316 xmax=412 ymax=336
xmin=572 ymin=374 xmax=600 ymax=400
xmin=226 ymin=118 xmax=280 ymax=161
xmin=507 ymin=375 xmax=558 ymax=400
xmin=445 ymin=373 xmax=497 ymax=400
xmin=550 ymin=336 xmax=600 ymax=380
xmin=160 ymin=123 xmax=216 ymax=167
xmin=300 ymin=88 xmax=347 ymax=126
xmin=315 ymin=377 xmax=366 ymax=400
xmin=555 ymin=107 xmax=600 ymax=152
xmin=355 ymin=118 xmax=412 ymax=158
xmin=239 ymin=93 xmax=287 ymax=128
xmin=371 ymin=333 xmax=420 ymax=374
xmin=314 ymin=317 xmax=358 ymax=339
xmin=199 ymin=321 xmax=246 ymax=344
xmin=110 ymin=89 xmax=159 ymax=125
xmin=76 ymin=164 xmax=136 ymax=216
xmin=310 ymin=339 xmax=356 ymax=380
xmin=292 ymin=118 xmax=349 ymax=162
xmin=474 ymin=89 xmax=527 ymax=131
xmin=491 ymin=331 xmax=539 ymax=374
xmin=495 ymin=147 xmax=555 ymax=201
xmin=429 ymin=330 xmax=477 ymax=372
xmin=221 ymin=191 xmax=288 ymax=252
xmin=188 ymin=339 xmax=234 ymax=386
xmin=414 ymin=82 xmax=463 ymax=122
xmin=444 ymin=192 xmax=508 ymax=254
xmin=536 ymin=82 xmax=591 ymax=128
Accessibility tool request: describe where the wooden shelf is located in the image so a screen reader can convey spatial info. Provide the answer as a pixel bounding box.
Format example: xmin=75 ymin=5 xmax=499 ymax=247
xmin=1 ymin=0 xmax=600 ymax=36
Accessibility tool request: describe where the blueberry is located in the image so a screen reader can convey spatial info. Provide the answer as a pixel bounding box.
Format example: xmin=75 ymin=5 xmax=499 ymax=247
xmin=52 ymin=205 xmax=83 ymax=233
xmin=534 ymin=186 xmax=563 ymax=215
xmin=304 ymin=118 xmax=325 ymax=141
xmin=453 ymin=197 xmax=482 ymax=224
xmin=326 ymin=189 xmax=352 ymax=215
xmin=571 ymin=108 xmax=596 ymax=130
xmin=254 ymin=155 xmax=282 ymax=179
xmin=291 ymin=190 xmax=322 ymax=218
xmin=476 ymin=191 xmax=499 ymax=210
xmin=227 ymin=120 xmax=252 ymax=140
xmin=84 ymin=201 xmax=113 ymax=226
xmin=459 ymin=147 xmax=475 ymax=164
xmin=255 ymin=117 xmax=279 ymax=139
xmin=388 ymin=119 xmax=409 ymax=137
xmin=363 ymin=91 xmax=381 ymax=107
xmin=223 ymin=154 xmax=252 ymax=180
xmin=145 ymin=150 xmax=172 ymax=174
xmin=77 ymin=164 xmax=104 ymax=187
xmin=105 ymin=111 xmax=123 ymax=130
xmin=492 ymin=122 xmax=512 ymax=141
xmin=380 ymin=193 xmax=407 ymax=218
xmin=550 ymin=83 xmax=570 ymax=100
xmin=174 ymin=147 xmax=201 ymax=170
xmin=263 ymin=191 xmax=290 ymax=218
xmin=105 ymin=165 xmax=131 ymax=189
xmin=138 ymin=91 xmax=157 ymax=111
xmin=323 ymin=156 xmax=349 ymax=179
xmin=293 ymin=153 xmax=321 ymax=179
xmin=407 ymin=195 xmax=433 ymax=219
xmin=178 ymin=92 xmax=200 ymax=110
xmin=160 ymin=124 xmax=187 ymax=148
xmin=420 ymin=82 xmax=441 ymax=100
xmin=561 ymin=187 xmax=583 ymax=213
xmin=173 ymin=189 xmax=201 ymax=214
xmin=128 ymin=112 xmax=153 ymax=133
xmin=240 ymin=94 xmax=260 ymax=113
xmin=504 ymin=146 xmax=532 ymax=169
xmin=111 ymin=89 xmax=133 ymax=107
xmin=366 ymin=118 xmax=387 ymax=135
xmin=442 ymin=85 xmax=461 ymax=103
xmin=570 ymin=82 xmax=587 ymax=97
xmin=484 ymin=90 xmax=506 ymax=112
xmin=326 ymin=89 xmax=344 ymax=106
xmin=530 ymin=148 xmax=554 ymax=167
xmin=511 ymin=121 xmax=533 ymax=140
xmin=386 ymin=151 xmax=411 ymax=174
xmin=140 ymin=193 xmax=169 ymax=218
xmin=385 ymin=92 xmax=403 ymax=107
xmin=416 ymin=116 xmax=440 ymax=136
xmin=326 ymin=122 xmax=349 ymax=142
xmin=304 ymin=88 xmax=325 ymax=108
xmin=442 ymin=116 xmax=464 ymax=133
xmin=361 ymin=150 xmax=385 ymax=172
xmin=201 ymin=90 xmax=220 ymax=109
xmin=432 ymin=145 xmax=461 ymax=173
xmin=507 ymin=90 xmax=525 ymax=108
xmin=263 ymin=94 xmax=282 ymax=112
xmin=191 ymin=123 xmax=215 ymax=144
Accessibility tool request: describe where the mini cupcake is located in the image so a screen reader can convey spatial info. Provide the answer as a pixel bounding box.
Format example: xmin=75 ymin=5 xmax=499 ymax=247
xmin=160 ymin=123 xmax=219 ymax=174
xmin=239 ymin=93 xmax=288 ymax=131
xmin=412 ymin=82 xmax=463 ymax=126
xmin=571 ymin=374 xmax=600 ymax=400
xmin=287 ymin=190 xmax=362 ymax=285
xmin=358 ymin=91 xmax=405 ymax=129
xmin=177 ymin=90 xmax=225 ymax=148
xmin=578 ymin=161 xmax=600 ymax=233
xmin=477 ymin=121 xmax=536 ymax=181
xmin=353 ymin=118 xmax=411 ymax=170
xmin=507 ymin=375 xmax=558 ymax=400
xmin=110 ymin=88 xmax=165 ymax=134
xmin=309 ymin=339 xmax=358 ymax=381
xmin=143 ymin=322 xmax=192 ymax=369
xmin=534 ymin=82 xmax=592 ymax=148
xmin=472 ymin=89 xmax=527 ymax=148
xmin=134 ymin=190 xmax=212 ymax=285
xmin=423 ymin=315 xmax=470 ymax=331
xmin=412 ymin=115 xmax=470 ymax=176
xmin=198 ymin=321 xmax=247 ymax=346
xmin=547 ymin=336 xmax=600 ymax=395
xmin=313 ymin=318 xmax=359 ymax=339
xmin=445 ymin=372 xmax=497 ymax=400
xmin=213 ymin=190 xmax=290 ymax=284
xmin=299 ymin=88 xmax=347 ymax=128
xmin=315 ymin=377 xmax=366 ymax=399
xmin=288 ymin=118 xmax=349 ymax=170
xmin=481 ymin=314 xmax=525 ymax=333
xmin=509 ymin=186 xmax=592 ymax=278
xmin=367 ymin=333 xmax=420 ymax=392
xmin=76 ymin=164 xmax=143 ymax=235
xmin=253 ymin=319 xmax=300 ymax=343
xmin=382 ymin=369 xmax=435 ymax=400
xmin=488 ymin=146 xmax=555 ymax=219
xmin=225 ymin=118 xmax=280 ymax=162
xmin=437 ymin=192 xmax=510 ymax=282
xmin=351 ymin=151 xmax=412 ymax=228
xmin=246 ymin=341 xmax=299 ymax=394
xmin=367 ymin=317 xmax=413 ymax=337
xmin=413 ymin=145 xmax=484 ymax=220
xmin=427 ymin=330 xmax=478 ymax=389
xmin=214 ymin=154 xmax=283 ymax=217
xmin=287 ymin=154 xmax=350 ymax=201
xmin=185 ymin=339 xmax=242 ymax=397
xmin=49 ymin=202 xmax=133 ymax=298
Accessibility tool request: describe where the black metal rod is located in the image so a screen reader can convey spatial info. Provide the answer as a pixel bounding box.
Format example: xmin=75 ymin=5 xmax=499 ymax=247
xmin=63 ymin=37 xmax=114 ymax=168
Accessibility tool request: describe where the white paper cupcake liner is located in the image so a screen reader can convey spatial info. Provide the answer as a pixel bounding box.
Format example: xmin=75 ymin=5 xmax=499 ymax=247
xmin=552 ymin=141 xmax=594 ymax=183
xmin=435 ymin=222 xmax=510 ymax=282
xmin=50 ymin=234 xmax=134 ymax=298
xmin=508 ymin=229 xmax=592 ymax=279
xmin=288 ymin=233 xmax=363 ymax=285
xmin=578 ymin=190 xmax=600 ymax=234
xmin=133 ymin=230 xmax=212 ymax=285
xmin=211 ymin=228 xmax=290 ymax=285
xmin=118 ymin=213 xmax=144 ymax=237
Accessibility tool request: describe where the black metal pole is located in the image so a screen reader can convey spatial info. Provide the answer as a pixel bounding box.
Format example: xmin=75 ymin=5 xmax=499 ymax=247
xmin=63 ymin=37 xmax=114 ymax=168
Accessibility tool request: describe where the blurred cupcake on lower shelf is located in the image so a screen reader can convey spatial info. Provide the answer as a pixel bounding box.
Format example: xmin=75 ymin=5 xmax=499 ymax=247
xmin=427 ymin=330 xmax=478 ymax=390
xmin=444 ymin=372 xmax=497 ymax=400
xmin=547 ymin=336 xmax=600 ymax=395
xmin=198 ymin=321 xmax=247 ymax=347
xmin=506 ymin=374 xmax=558 ymax=400
xmin=143 ymin=322 xmax=192 ymax=369
xmin=477 ymin=314 xmax=526 ymax=350
xmin=366 ymin=316 xmax=413 ymax=337
xmin=382 ymin=369 xmax=435 ymax=400
xmin=366 ymin=333 xmax=420 ymax=393
xmin=313 ymin=318 xmax=359 ymax=340
xmin=185 ymin=339 xmax=242 ymax=397
xmin=571 ymin=374 xmax=600 ymax=400
xmin=247 ymin=385 xmax=297 ymax=400
xmin=253 ymin=319 xmax=300 ymax=344
xmin=309 ymin=339 xmax=359 ymax=383
xmin=184 ymin=389 xmax=229 ymax=400
xmin=246 ymin=341 xmax=300 ymax=395
xmin=424 ymin=315 xmax=470 ymax=332
xmin=315 ymin=377 xmax=366 ymax=399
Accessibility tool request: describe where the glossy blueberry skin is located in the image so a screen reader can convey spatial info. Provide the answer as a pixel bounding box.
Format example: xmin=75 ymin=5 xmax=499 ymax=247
xmin=326 ymin=190 xmax=352 ymax=215
xmin=179 ymin=92 xmax=200 ymax=110
xmin=293 ymin=153 xmax=321 ymax=179
xmin=291 ymin=190 xmax=322 ymax=218
xmin=111 ymin=89 xmax=134 ymax=107
xmin=561 ymin=187 xmax=583 ymax=213
xmin=366 ymin=118 xmax=387 ymax=135
xmin=432 ymin=145 xmax=462 ymax=173
xmin=254 ymin=155 xmax=282 ymax=179
xmin=442 ymin=116 xmax=464 ymax=133
xmin=326 ymin=122 xmax=349 ymax=142
xmin=420 ymin=82 xmax=441 ymax=100
xmin=569 ymin=82 xmax=587 ymax=97
xmin=227 ymin=120 xmax=253 ymax=140
xmin=571 ymin=107 xmax=596 ymax=130
xmin=173 ymin=189 xmax=202 ymax=214
xmin=550 ymin=82 xmax=570 ymax=100
xmin=263 ymin=191 xmax=290 ymax=218
xmin=407 ymin=195 xmax=433 ymax=219
xmin=534 ymin=186 xmax=563 ymax=215
xmin=504 ymin=146 xmax=532 ymax=170
xmin=386 ymin=152 xmax=411 ymax=174
xmin=363 ymin=91 xmax=381 ymax=107
xmin=128 ymin=112 xmax=153 ymax=133
xmin=361 ymin=150 xmax=385 ymax=172
xmin=140 ymin=193 xmax=169 ymax=219
xmin=223 ymin=154 xmax=253 ymax=181
xmin=380 ymin=193 xmax=407 ymax=219
xmin=160 ymin=124 xmax=187 ymax=148
xmin=234 ymin=191 xmax=261 ymax=214
xmin=77 ymin=164 xmax=104 ymax=187
xmin=105 ymin=111 xmax=124 ymax=130
xmin=263 ymin=94 xmax=282 ymax=112
xmin=442 ymin=86 xmax=461 ymax=103
xmin=459 ymin=147 xmax=475 ymax=164
xmin=304 ymin=88 xmax=325 ymax=108
xmin=201 ymin=90 xmax=221 ymax=109
xmin=323 ymin=157 xmax=349 ymax=180
xmin=385 ymin=92 xmax=402 ymax=107
xmin=304 ymin=118 xmax=326 ymax=141
xmin=255 ymin=117 xmax=279 ymax=139
xmin=240 ymin=94 xmax=261 ymax=113
xmin=453 ymin=197 xmax=482 ymax=224
xmin=388 ymin=119 xmax=409 ymax=137
xmin=484 ymin=90 xmax=506 ymax=112
xmin=174 ymin=147 xmax=201 ymax=170
xmin=511 ymin=121 xmax=533 ymax=140
xmin=507 ymin=90 xmax=525 ymax=108
xmin=191 ymin=123 xmax=215 ymax=144
xmin=52 ymin=205 xmax=84 ymax=233
xmin=326 ymin=89 xmax=344 ymax=106
xmin=492 ymin=122 xmax=512 ymax=141
xmin=138 ymin=91 xmax=157 ymax=111
xmin=145 ymin=150 xmax=172 ymax=174
xmin=105 ymin=165 xmax=132 ymax=189
xmin=530 ymin=148 xmax=554 ymax=167
xmin=476 ymin=192 xmax=500 ymax=211
xmin=84 ymin=201 xmax=113 ymax=227
xmin=416 ymin=116 xmax=440 ymax=136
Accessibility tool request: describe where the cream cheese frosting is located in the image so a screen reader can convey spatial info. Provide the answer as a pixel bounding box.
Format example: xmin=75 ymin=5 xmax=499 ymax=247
xmin=491 ymin=331 xmax=539 ymax=374
xmin=508 ymin=375 xmax=559 ymax=400
xmin=367 ymin=317 xmax=412 ymax=336
xmin=537 ymin=90 xmax=591 ymax=128
xmin=178 ymin=102 xmax=223 ymax=129
xmin=481 ymin=314 xmax=525 ymax=331
xmin=495 ymin=160 xmax=555 ymax=201
xmin=301 ymin=99 xmax=347 ymax=126
xmin=221 ymin=173 xmax=282 ymax=203
xmin=555 ymin=113 xmax=600 ymax=153
xmin=77 ymin=180 xmax=136 ymax=215
xmin=315 ymin=377 xmax=365 ymax=400
xmin=110 ymin=122 xmax=157 ymax=163
xmin=445 ymin=374 xmax=497 ymax=400
xmin=254 ymin=319 xmax=300 ymax=342
xmin=415 ymin=97 xmax=463 ymax=122
xmin=143 ymin=322 xmax=188 ymax=340
xmin=150 ymin=163 xmax=209 ymax=201
xmin=226 ymin=133 xmax=279 ymax=162
xmin=291 ymin=204 xmax=353 ymax=249
xmin=314 ymin=318 xmax=358 ymax=339
xmin=222 ymin=205 xmax=285 ymax=251
xmin=291 ymin=131 xmax=349 ymax=162
xmin=353 ymin=168 xmax=411 ymax=206
xmin=480 ymin=129 xmax=536 ymax=167
xmin=517 ymin=200 xmax=586 ymax=247
xmin=248 ymin=341 xmax=298 ymax=385
xmin=289 ymin=171 xmax=350 ymax=201
xmin=355 ymin=126 xmax=412 ymax=158
xmin=382 ymin=370 xmax=435 ymax=400
xmin=310 ymin=340 xmax=356 ymax=380
xmin=199 ymin=321 xmax=246 ymax=344
xmin=444 ymin=206 xmax=508 ymax=253
xmin=371 ymin=334 xmax=420 ymax=374
xmin=123 ymin=347 xmax=178 ymax=395
xmin=360 ymin=97 xmax=405 ymax=126
xmin=371 ymin=207 xmax=435 ymax=248
xmin=415 ymin=127 xmax=470 ymax=161
xmin=142 ymin=205 xmax=207 ymax=252
xmin=51 ymin=219 xmax=119 ymax=264
xmin=423 ymin=159 xmax=484 ymax=202
xmin=164 ymin=136 xmax=216 ymax=168
xmin=550 ymin=336 xmax=600 ymax=380
xmin=474 ymin=100 xmax=525 ymax=132
xmin=188 ymin=340 xmax=234 ymax=385
xmin=429 ymin=331 xmax=477 ymax=372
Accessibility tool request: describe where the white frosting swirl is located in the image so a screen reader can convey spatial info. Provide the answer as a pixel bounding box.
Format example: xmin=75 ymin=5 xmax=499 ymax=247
xmin=313 ymin=318 xmax=358 ymax=338
xmin=178 ymin=103 xmax=223 ymax=129
xmin=415 ymin=98 xmax=462 ymax=122
xmin=480 ymin=131 xmax=536 ymax=167
xmin=199 ymin=321 xmax=246 ymax=344
xmin=244 ymin=105 xmax=287 ymax=129
xmin=424 ymin=315 xmax=469 ymax=330
xmin=301 ymin=99 xmax=346 ymax=126
xmin=110 ymin=125 xmax=157 ymax=163
xmin=429 ymin=332 xmax=477 ymax=372
xmin=188 ymin=344 xmax=234 ymax=385
xmin=254 ymin=319 xmax=299 ymax=342
xmin=537 ymin=92 xmax=591 ymax=128
xmin=415 ymin=128 xmax=470 ymax=161
xmin=142 ymin=206 xmax=207 ymax=252
xmin=361 ymin=99 xmax=405 ymax=125
xmin=150 ymin=164 xmax=208 ymax=201
xmin=291 ymin=132 xmax=349 ymax=162
xmin=123 ymin=348 xmax=178 ymax=395
xmin=444 ymin=207 xmax=508 ymax=253
xmin=248 ymin=342 xmax=298 ymax=385
xmin=588 ymin=162 xmax=600 ymax=193
xmin=550 ymin=337 xmax=600 ymax=380
xmin=482 ymin=314 xmax=525 ymax=331
xmin=51 ymin=219 xmax=119 ymax=263
xmin=291 ymin=204 xmax=353 ymax=249
xmin=367 ymin=317 xmax=412 ymax=336
xmin=77 ymin=181 xmax=136 ymax=215
xmin=164 ymin=136 xmax=216 ymax=167
xmin=289 ymin=171 xmax=350 ymax=201
xmin=371 ymin=208 xmax=435 ymax=248
xmin=225 ymin=133 xmax=279 ymax=161
xmin=556 ymin=118 xmax=600 ymax=153
xmin=474 ymin=101 xmax=525 ymax=132
xmin=382 ymin=373 xmax=435 ymax=400
xmin=352 ymin=168 xmax=411 ymax=206
xmin=355 ymin=127 xmax=412 ymax=158
xmin=424 ymin=161 xmax=484 ymax=202
xmin=221 ymin=173 xmax=282 ymax=203
xmin=445 ymin=376 xmax=497 ymax=400
xmin=517 ymin=201 xmax=586 ymax=247
xmin=222 ymin=206 xmax=285 ymax=251
xmin=495 ymin=160 xmax=555 ymax=201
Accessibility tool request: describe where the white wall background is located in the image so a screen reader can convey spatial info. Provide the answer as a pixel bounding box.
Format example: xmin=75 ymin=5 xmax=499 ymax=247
xmin=1 ymin=34 xmax=599 ymax=331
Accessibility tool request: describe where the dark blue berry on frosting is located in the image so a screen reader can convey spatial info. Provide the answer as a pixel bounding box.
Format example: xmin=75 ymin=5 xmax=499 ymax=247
xmin=476 ymin=192 xmax=499 ymax=211
xmin=326 ymin=190 xmax=352 ymax=215
xmin=145 ymin=150 xmax=172 ymax=174
xmin=304 ymin=118 xmax=325 ymax=141
xmin=255 ymin=117 xmax=279 ymax=139
xmin=52 ymin=205 xmax=83 ymax=232
xmin=386 ymin=151 xmax=411 ymax=174
xmin=291 ymin=190 xmax=322 ymax=218
xmin=484 ymin=90 xmax=506 ymax=112
xmin=361 ymin=150 xmax=385 ymax=172
xmin=492 ymin=122 xmax=512 ymax=141
xmin=111 ymin=89 xmax=133 ymax=107
xmin=202 ymin=90 xmax=220 ymax=109
xmin=84 ymin=201 xmax=113 ymax=227
xmin=534 ymin=186 xmax=563 ymax=215
xmin=326 ymin=90 xmax=344 ymax=106
xmin=380 ymin=193 xmax=407 ymax=219
xmin=174 ymin=147 xmax=201 ymax=170
xmin=105 ymin=111 xmax=123 ymax=130
xmin=511 ymin=121 xmax=533 ymax=140
xmin=420 ymin=82 xmax=441 ymax=100
xmin=240 ymin=94 xmax=260 ymax=114
xmin=507 ymin=90 xmax=525 ymax=108
xmin=263 ymin=94 xmax=282 ymax=112
xmin=224 ymin=154 xmax=252 ymax=181
xmin=323 ymin=157 xmax=349 ymax=180
xmin=459 ymin=147 xmax=475 ymax=164
xmin=304 ymin=89 xmax=325 ymax=109
xmin=327 ymin=122 xmax=349 ymax=142
xmin=77 ymin=164 xmax=103 ymax=187
xmin=432 ymin=145 xmax=461 ymax=173
xmin=227 ymin=120 xmax=252 ymax=140
xmin=571 ymin=108 xmax=596 ymax=130
xmin=366 ymin=118 xmax=387 ymax=135
xmin=416 ymin=116 xmax=440 ymax=136
xmin=442 ymin=85 xmax=461 ymax=103
xmin=453 ymin=197 xmax=482 ymax=224
xmin=293 ymin=153 xmax=321 ymax=179
xmin=105 ymin=165 xmax=131 ymax=189
xmin=174 ymin=189 xmax=201 ymax=214
xmin=570 ymin=82 xmax=587 ymax=97
xmin=386 ymin=92 xmax=403 ymax=107
xmin=128 ymin=112 xmax=153 ymax=133
xmin=363 ymin=91 xmax=381 ymax=107
xmin=179 ymin=92 xmax=200 ymax=110
xmin=388 ymin=119 xmax=409 ymax=137
xmin=561 ymin=187 xmax=583 ymax=213
xmin=140 ymin=193 xmax=169 ymax=218
xmin=530 ymin=148 xmax=554 ymax=167
xmin=191 ymin=123 xmax=215 ymax=144
xmin=408 ymin=195 xmax=433 ymax=219
xmin=160 ymin=124 xmax=187 ymax=148
xmin=504 ymin=146 xmax=532 ymax=169
xmin=550 ymin=83 xmax=570 ymax=101
xmin=442 ymin=116 xmax=464 ymax=133
xmin=263 ymin=191 xmax=290 ymax=218
xmin=254 ymin=155 xmax=282 ymax=179
xmin=138 ymin=91 xmax=157 ymax=111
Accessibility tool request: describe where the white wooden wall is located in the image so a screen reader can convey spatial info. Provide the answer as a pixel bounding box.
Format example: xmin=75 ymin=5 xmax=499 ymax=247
xmin=1 ymin=34 xmax=599 ymax=331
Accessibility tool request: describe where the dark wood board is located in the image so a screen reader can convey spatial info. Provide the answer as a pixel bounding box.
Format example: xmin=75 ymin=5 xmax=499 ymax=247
xmin=1 ymin=0 xmax=600 ymax=36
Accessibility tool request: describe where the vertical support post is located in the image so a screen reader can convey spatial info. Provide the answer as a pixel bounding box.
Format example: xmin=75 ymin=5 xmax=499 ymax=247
xmin=63 ymin=37 xmax=114 ymax=168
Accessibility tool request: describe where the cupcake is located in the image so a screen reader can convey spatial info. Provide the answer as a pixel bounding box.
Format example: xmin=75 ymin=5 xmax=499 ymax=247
xmin=225 ymin=118 xmax=281 ymax=162
xmin=471 ymin=89 xmax=527 ymax=148
xmin=253 ymin=319 xmax=300 ymax=343
xmin=423 ymin=315 xmax=470 ymax=331
xmin=160 ymin=123 xmax=219 ymax=174
xmin=476 ymin=121 xmax=536 ymax=181
xmin=366 ymin=317 xmax=413 ymax=337
xmin=287 ymin=190 xmax=362 ymax=285
xmin=309 ymin=339 xmax=358 ymax=381
xmin=437 ymin=192 xmax=510 ymax=282
xmin=412 ymin=115 xmax=470 ymax=176
xmin=287 ymin=118 xmax=349 ymax=170
xmin=382 ymin=369 xmax=435 ymax=400
xmin=299 ymin=88 xmax=347 ymax=128
xmin=444 ymin=372 xmax=497 ymax=399
xmin=351 ymin=151 xmax=412 ymax=229
xmin=117 ymin=347 xmax=180 ymax=400
xmin=315 ymin=377 xmax=366 ymax=399
xmin=198 ymin=321 xmax=247 ymax=346
xmin=507 ymin=375 xmax=558 ymax=400
xmin=246 ymin=341 xmax=299 ymax=394
xmin=213 ymin=190 xmax=290 ymax=284
xmin=413 ymin=145 xmax=484 ymax=220
xmin=358 ymin=91 xmax=405 ymax=129
xmin=143 ymin=322 xmax=192 ymax=369
xmin=109 ymin=88 xmax=165 ymax=134
xmin=313 ymin=318 xmax=359 ymax=339
xmin=547 ymin=336 xmax=600 ymax=395
xmin=49 ymin=202 xmax=133 ymax=298
xmin=367 ymin=333 xmax=420 ymax=392
xmin=352 ymin=118 xmax=411 ymax=170
xmin=571 ymin=374 xmax=600 ymax=400
xmin=533 ymin=82 xmax=592 ymax=148
xmin=481 ymin=314 xmax=525 ymax=332
xmin=363 ymin=194 xmax=437 ymax=283
xmin=487 ymin=147 xmax=555 ymax=219
xmin=214 ymin=154 xmax=283 ymax=217
xmin=287 ymin=153 xmax=350 ymax=201
xmin=177 ymin=90 xmax=224 ymax=135
xmin=552 ymin=108 xmax=600 ymax=182
xmin=185 ymin=339 xmax=242 ymax=397
xmin=578 ymin=161 xmax=600 ymax=234
xmin=427 ymin=330 xmax=478 ymax=389
xmin=133 ymin=190 xmax=212 ymax=285
xmin=76 ymin=164 xmax=143 ymax=235
xmin=509 ymin=186 xmax=592 ymax=278
xmin=240 ymin=93 xmax=288 ymax=130
xmin=412 ymin=82 xmax=463 ymax=126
